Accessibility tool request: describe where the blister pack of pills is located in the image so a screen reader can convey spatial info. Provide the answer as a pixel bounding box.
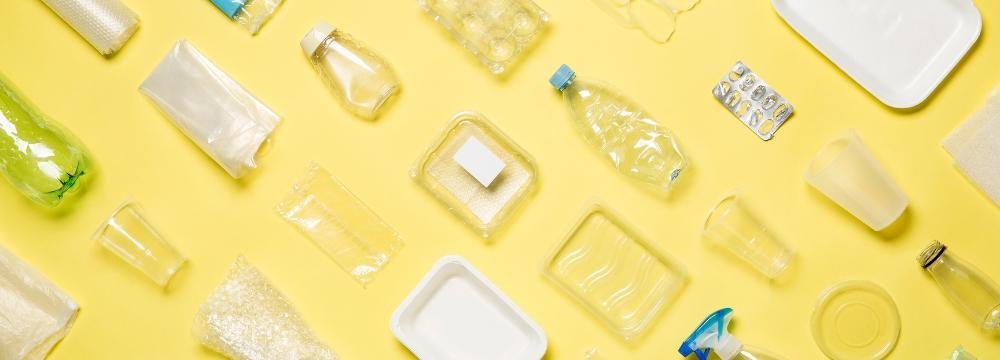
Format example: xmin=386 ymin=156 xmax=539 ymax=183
xmin=712 ymin=61 xmax=793 ymax=141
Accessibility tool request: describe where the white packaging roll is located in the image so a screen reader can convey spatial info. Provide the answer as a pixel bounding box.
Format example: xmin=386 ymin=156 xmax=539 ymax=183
xmin=139 ymin=40 xmax=281 ymax=179
xmin=41 ymin=0 xmax=140 ymax=55
xmin=0 ymin=244 xmax=80 ymax=360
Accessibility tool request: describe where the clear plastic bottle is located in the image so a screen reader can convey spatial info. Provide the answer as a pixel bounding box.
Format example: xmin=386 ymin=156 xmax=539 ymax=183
xmin=548 ymin=64 xmax=686 ymax=194
xmin=918 ymin=241 xmax=1000 ymax=332
xmin=301 ymin=22 xmax=401 ymax=120
xmin=0 ymin=73 xmax=91 ymax=207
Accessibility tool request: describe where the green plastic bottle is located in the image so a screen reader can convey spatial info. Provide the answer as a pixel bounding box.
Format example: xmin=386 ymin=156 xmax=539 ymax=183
xmin=0 ymin=73 xmax=91 ymax=207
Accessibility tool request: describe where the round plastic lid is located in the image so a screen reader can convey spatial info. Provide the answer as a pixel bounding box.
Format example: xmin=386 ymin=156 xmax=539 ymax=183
xmin=811 ymin=280 xmax=900 ymax=360
xmin=300 ymin=21 xmax=335 ymax=56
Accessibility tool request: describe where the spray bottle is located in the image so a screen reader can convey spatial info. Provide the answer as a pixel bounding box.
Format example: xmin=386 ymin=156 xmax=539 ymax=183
xmin=679 ymin=308 xmax=785 ymax=360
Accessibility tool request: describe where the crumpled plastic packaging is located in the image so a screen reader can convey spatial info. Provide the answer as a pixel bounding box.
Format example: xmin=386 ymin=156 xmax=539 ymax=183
xmin=140 ymin=40 xmax=280 ymax=179
xmin=276 ymin=163 xmax=403 ymax=287
xmin=943 ymin=87 xmax=1000 ymax=207
xmin=209 ymin=0 xmax=284 ymax=35
xmin=41 ymin=0 xmax=140 ymax=55
xmin=946 ymin=346 xmax=977 ymax=360
xmin=192 ymin=256 xmax=337 ymax=360
xmin=0 ymin=244 xmax=79 ymax=360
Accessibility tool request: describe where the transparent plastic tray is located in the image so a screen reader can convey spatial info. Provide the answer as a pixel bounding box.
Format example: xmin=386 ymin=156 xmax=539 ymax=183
xmin=417 ymin=0 xmax=549 ymax=74
xmin=412 ymin=111 xmax=537 ymax=239
xmin=542 ymin=204 xmax=687 ymax=341
xmin=276 ymin=163 xmax=404 ymax=287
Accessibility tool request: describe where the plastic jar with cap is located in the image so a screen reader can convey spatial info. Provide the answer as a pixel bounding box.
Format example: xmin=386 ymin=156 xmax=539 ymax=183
xmin=918 ymin=241 xmax=1000 ymax=332
xmin=301 ymin=21 xmax=401 ymax=120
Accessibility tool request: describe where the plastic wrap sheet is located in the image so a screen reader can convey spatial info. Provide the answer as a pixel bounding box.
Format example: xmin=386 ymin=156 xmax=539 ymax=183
xmin=0 ymin=245 xmax=79 ymax=360
xmin=139 ymin=40 xmax=280 ymax=179
xmin=192 ymin=256 xmax=337 ymax=360
xmin=943 ymin=88 xmax=1000 ymax=207
xmin=41 ymin=0 xmax=139 ymax=55
xmin=276 ymin=163 xmax=403 ymax=287
xmin=209 ymin=0 xmax=284 ymax=34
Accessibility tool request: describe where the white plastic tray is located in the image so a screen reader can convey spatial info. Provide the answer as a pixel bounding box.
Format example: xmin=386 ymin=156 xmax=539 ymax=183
xmin=772 ymin=0 xmax=981 ymax=108
xmin=391 ymin=256 xmax=547 ymax=360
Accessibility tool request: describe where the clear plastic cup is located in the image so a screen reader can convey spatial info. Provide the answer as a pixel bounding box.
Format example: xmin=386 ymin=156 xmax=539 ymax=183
xmin=702 ymin=194 xmax=794 ymax=279
xmin=804 ymin=130 xmax=909 ymax=231
xmin=92 ymin=201 xmax=186 ymax=287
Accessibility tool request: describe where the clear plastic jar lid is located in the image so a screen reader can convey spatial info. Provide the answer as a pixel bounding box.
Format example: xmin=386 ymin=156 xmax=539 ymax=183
xmin=811 ymin=280 xmax=900 ymax=360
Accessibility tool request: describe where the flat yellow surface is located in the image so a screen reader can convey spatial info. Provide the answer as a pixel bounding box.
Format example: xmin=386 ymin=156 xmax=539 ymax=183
xmin=1 ymin=0 xmax=999 ymax=358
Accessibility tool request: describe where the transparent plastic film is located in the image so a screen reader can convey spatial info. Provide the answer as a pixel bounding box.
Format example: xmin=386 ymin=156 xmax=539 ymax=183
xmin=943 ymin=87 xmax=1000 ymax=208
xmin=193 ymin=256 xmax=338 ymax=360
xmin=412 ymin=111 xmax=537 ymax=238
xmin=0 ymin=244 xmax=79 ymax=360
xmin=550 ymin=65 xmax=687 ymax=195
xmin=92 ymin=201 xmax=187 ymax=287
xmin=208 ymin=0 xmax=284 ymax=34
xmin=590 ymin=0 xmax=699 ymax=42
xmin=542 ymin=204 xmax=687 ymax=341
xmin=301 ymin=23 xmax=402 ymax=120
xmin=139 ymin=40 xmax=280 ymax=179
xmin=417 ymin=0 xmax=550 ymax=74
xmin=0 ymin=72 xmax=92 ymax=208
xmin=276 ymin=163 xmax=403 ymax=287
xmin=41 ymin=0 xmax=139 ymax=55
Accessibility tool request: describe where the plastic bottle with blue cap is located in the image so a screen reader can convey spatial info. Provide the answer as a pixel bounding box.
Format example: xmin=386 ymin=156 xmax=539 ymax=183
xmin=207 ymin=0 xmax=284 ymax=34
xmin=549 ymin=64 xmax=687 ymax=195
xmin=679 ymin=308 xmax=785 ymax=360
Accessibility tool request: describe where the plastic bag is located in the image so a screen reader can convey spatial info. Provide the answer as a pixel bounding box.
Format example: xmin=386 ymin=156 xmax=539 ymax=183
xmin=139 ymin=40 xmax=280 ymax=179
xmin=0 ymin=244 xmax=79 ymax=360
xmin=208 ymin=0 xmax=284 ymax=34
xmin=276 ymin=163 xmax=403 ymax=287
xmin=192 ymin=256 xmax=337 ymax=360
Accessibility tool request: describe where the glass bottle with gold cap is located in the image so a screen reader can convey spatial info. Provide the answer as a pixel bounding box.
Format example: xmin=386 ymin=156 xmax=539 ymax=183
xmin=918 ymin=241 xmax=1000 ymax=332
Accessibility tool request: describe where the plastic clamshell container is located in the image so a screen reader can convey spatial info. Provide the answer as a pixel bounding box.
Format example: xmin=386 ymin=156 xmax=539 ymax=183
xmin=542 ymin=204 xmax=687 ymax=341
xmin=390 ymin=255 xmax=547 ymax=360
xmin=771 ymin=0 xmax=981 ymax=108
xmin=412 ymin=111 xmax=537 ymax=239
xmin=417 ymin=0 xmax=549 ymax=74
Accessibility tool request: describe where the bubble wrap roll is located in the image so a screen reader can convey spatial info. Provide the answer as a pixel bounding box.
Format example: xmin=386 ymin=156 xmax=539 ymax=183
xmin=41 ymin=0 xmax=140 ymax=55
xmin=943 ymin=87 xmax=1000 ymax=208
xmin=0 ymin=244 xmax=80 ymax=360
xmin=193 ymin=257 xmax=338 ymax=360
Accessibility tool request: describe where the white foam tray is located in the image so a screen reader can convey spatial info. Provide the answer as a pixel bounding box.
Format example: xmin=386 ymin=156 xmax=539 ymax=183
xmin=390 ymin=256 xmax=547 ymax=360
xmin=772 ymin=0 xmax=981 ymax=108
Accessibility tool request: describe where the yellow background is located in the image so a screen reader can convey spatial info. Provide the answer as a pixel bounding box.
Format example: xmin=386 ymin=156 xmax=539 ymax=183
xmin=2 ymin=0 xmax=999 ymax=358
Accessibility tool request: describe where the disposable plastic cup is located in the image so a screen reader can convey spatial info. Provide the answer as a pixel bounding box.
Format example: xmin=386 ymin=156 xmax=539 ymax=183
xmin=804 ymin=130 xmax=909 ymax=231
xmin=92 ymin=201 xmax=186 ymax=287
xmin=702 ymin=194 xmax=794 ymax=279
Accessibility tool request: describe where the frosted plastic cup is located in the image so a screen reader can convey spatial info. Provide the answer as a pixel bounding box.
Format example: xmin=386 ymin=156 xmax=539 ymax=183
xmin=804 ymin=130 xmax=909 ymax=231
xmin=92 ymin=201 xmax=186 ymax=287
xmin=702 ymin=194 xmax=794 ymax=279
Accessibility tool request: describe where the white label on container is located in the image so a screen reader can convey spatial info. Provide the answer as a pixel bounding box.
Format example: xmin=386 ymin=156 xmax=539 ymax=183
xmin=453 ymin=137 xmax=505 ymax=187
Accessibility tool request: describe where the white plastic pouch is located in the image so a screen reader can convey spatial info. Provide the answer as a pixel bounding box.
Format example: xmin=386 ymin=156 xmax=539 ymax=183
xmin=0 ymin=244 xmax=79 ymax=360
xmin=140 ymin=40 xmax=280 ymax=179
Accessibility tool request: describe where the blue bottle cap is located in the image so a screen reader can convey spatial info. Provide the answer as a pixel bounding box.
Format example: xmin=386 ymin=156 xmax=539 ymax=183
xmin=210 ymin=0 xmax=246 ymax=19
xmin=549 ymin=64 xmax=576 ymax=91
